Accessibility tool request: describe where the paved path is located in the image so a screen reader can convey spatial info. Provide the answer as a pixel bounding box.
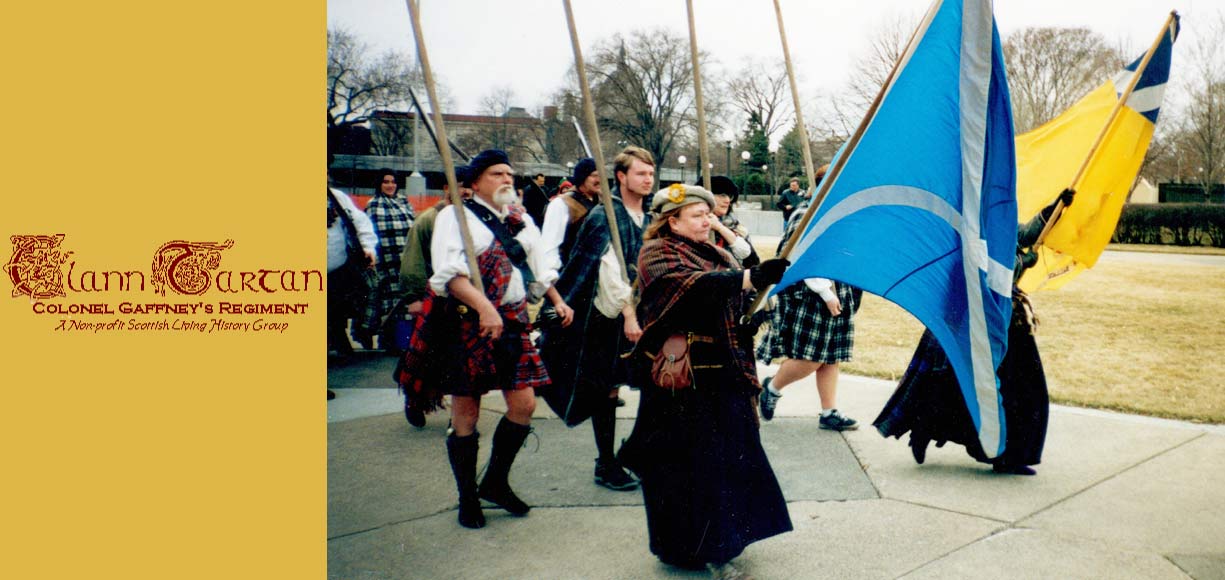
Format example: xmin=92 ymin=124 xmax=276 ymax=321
xmin=327 ymin=354 xmax=1224 ymax=579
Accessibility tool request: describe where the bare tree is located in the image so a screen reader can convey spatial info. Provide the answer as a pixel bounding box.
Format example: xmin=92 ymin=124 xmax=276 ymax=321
xmin=328 ymin=28 xmax=414 ymax=130
xmin=806 ymin=13 xmax=915 ymax=144
xmin=369 ymin=113 xmax=414 ymax=156
xmin=452 ymin=86 xmax=540 ymax=162
xmin=328 ymin=27 xmax=454 ymax=158
xmin=1004 ymin=27 xmax=1124 ymax=133
xmin=584 ymin=28 xmax=718 ymax=168
xmin=846 ymin=14 xmax=915 ymax=115
xmin=1179 ymin=14 xmax=1225 ymax=199
xmin=726 ymin=58 xmax=793 ymax=141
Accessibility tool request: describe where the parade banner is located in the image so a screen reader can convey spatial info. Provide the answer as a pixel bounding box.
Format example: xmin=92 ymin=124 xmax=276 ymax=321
xmin=774 ymin=0 xmax=1017 ymax=457
xmin=1015 ymin=14 xmax=1180 ymax=292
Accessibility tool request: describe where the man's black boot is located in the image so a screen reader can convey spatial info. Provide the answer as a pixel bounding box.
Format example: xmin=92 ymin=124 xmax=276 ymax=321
xmin=446 ymin=432 xmax=485 ymax=528
xmin=478 ymin=417 xmax=531 ymax=516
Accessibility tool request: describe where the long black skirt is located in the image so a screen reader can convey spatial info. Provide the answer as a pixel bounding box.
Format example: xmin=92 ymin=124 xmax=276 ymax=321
xmin=874 ymin=319 xmax=1049 ymax=467
xmin=619 ymin=363 xmax=792 ymax=567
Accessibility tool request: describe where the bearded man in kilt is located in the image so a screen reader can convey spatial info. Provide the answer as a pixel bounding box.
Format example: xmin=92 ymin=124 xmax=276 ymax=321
xmin=399 ymin=149 xmax=564 ymax=529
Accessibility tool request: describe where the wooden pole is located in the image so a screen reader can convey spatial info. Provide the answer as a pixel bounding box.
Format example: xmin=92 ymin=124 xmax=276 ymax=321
xmin=685 ymin=0 xmax=712 ymax=192
xmin=772 ymin=0 xmax=816 ymax=198
xmin=405 ymin=0 xmax=482 ymax=292
xmin=1034 ymin=11 xmax=1179 ymax=245
xmin=562 ymin=0 xmax=629 ymax=285
xmin=743 ymin=0 xmax=940 ymax=319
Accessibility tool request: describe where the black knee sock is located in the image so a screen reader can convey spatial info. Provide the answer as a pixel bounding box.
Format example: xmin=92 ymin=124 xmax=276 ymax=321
xmin=592 ymin=398 xmax=617 ymax=462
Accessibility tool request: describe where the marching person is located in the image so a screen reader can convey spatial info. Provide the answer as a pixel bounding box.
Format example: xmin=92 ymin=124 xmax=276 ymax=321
xmin=396 ymin=168 xmax=468 ymax=428
xmin=327 ymin=180 xmax=377 ymax=364
xmin=703 ymin=175 xmax=759 ymax=267
xmin=540 ymin=145 xmax=655 ymax=491
xmin=874 ymin=188 xmax=1075 ymax=476
xmin=619 ymin=183 xmax=792 ymax=578
xmin=399 ymin=149 xmax=567 ymax=529
xmin=540 ymin=157 xmax=601 ymax=275
xmin=360 ymin=168 xmax=415 ymax=354
xmin=757 ymin=166 xmax=860 ymax=431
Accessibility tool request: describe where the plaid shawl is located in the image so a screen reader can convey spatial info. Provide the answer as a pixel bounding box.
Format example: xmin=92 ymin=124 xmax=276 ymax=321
xmin=539 ymin=192 xmax=648 ymax=423
xmin=398 ymin=236 xmax=548 ymax=403
xmin=556 ymin=190 xmax=648 ymax=307
xmin=637 ymin=234 xmax=759 ymax=389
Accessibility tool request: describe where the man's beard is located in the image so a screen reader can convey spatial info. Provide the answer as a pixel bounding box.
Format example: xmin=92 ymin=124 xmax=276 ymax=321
xmin=492 ymin=185 xmax=518 ymax=207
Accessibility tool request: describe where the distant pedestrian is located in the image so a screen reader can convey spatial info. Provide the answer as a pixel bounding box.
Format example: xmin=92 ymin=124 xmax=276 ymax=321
xmin=522 ymin=172 xmax=551 ymax=227
xmin=776 ymin=177 xmax=807 ymax=223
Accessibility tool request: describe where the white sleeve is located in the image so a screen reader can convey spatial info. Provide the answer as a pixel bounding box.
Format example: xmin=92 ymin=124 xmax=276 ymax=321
xmin=537 ymin=197 xmax=570 ymax=287
xmin=331 ymin=189 xmax=379 ymax=258
xmin=518 ymin=213 xmax=550 ymax=297
xmin=803 ymin=277 xmax=837 ymax=302
xmin=428 ymin=206 xmax=468 ymax=296
xmin=594 ymin=246 xmax=632 ymax=319
xmin=727 ymin=235 xmax=752 ymax=260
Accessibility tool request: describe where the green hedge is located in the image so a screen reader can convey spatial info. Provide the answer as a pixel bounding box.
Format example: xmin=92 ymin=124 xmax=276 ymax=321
xmin=1112 ymin=203 xmax=1225 ymax=247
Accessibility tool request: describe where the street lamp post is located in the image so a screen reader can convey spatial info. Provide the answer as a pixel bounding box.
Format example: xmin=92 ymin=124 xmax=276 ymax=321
xmin=740 ymin=150 xmax=751 ymax=195
xmin=678 ymin=155 xmax=687 ymax=184
xmin=768 ymin=143 xmax=779 ymax=204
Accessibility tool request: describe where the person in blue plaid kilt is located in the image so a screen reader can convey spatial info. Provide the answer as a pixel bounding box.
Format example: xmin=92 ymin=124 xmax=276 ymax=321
xmin=755 ymin=165 xmax=860 ymax=431
xmin=360 ymin=169 xmax=416 ymax=353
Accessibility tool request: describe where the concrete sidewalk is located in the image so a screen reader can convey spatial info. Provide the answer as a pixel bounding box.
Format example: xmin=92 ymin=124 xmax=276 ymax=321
xmin=327 ymin=354 xmax=1225 ymax=579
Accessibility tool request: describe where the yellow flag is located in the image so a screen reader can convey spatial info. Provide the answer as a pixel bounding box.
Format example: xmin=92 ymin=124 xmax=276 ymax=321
xmin=1014 ymin=15 xmax=1177 ymax=292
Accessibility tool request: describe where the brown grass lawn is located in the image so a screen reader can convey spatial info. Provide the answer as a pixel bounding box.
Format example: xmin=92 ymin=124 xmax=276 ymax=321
xmin=752 ymin=242 xmax=1225 ymax=423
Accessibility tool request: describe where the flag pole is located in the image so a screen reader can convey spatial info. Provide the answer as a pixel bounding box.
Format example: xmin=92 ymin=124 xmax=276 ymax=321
xmin=1035 ymin=11 xmax=1178 ymax=246
xmin=685 ymin=0 xmax=712 ymax=192
xmin=562 ymin=0 xmax=630 ymax=286
xmin=743 ymin=0 xmax=940 ymax=320
xmin=771 ymin=0 xmax=817 ymax=200
xmin=405 ymin=0 xmax=482 ymax=292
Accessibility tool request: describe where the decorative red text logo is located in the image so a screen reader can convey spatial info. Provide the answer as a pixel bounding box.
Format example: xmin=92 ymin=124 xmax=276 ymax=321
xmin=151 ymin=240 xmax=235 ymax=296
xmin=6 ymin=234 xmax=73 ymax=300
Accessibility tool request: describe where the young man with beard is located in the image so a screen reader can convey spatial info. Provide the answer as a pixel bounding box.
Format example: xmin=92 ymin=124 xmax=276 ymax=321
xmin=540 ymin=146 xmax=655 ymax=491
xmin=407 ymin=149 xmax=568 ymax=529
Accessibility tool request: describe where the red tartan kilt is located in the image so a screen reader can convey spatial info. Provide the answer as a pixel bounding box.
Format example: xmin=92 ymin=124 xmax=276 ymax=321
xmin=399 ymin=292 xmax=549 ymax=398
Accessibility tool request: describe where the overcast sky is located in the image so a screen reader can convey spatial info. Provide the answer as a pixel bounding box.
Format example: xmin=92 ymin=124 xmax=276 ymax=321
xmin=328 ymin=0 xmax=1217 ymax=119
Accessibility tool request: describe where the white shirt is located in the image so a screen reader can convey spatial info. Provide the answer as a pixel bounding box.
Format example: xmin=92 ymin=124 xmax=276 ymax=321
xmin=593 ymin=209 xmax=644 ymax=318
xmin=804 ymin=277 xmax=838 ymax=302
xmin=428 ymin=196 xmax=546 ymax=305
xmin=327 ymin=187 xmax=378 ymax=272
xmin=537 ymin=196 xmax=572 ymax=289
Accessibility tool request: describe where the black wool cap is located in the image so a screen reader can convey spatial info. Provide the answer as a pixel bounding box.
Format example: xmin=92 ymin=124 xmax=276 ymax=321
xmin=464 ymin=149 xmax=512 ymax=185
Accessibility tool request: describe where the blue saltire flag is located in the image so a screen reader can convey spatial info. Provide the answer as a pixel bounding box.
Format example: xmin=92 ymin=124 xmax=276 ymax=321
xmin=771 ymin=0 xmax=1017 ymax=457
